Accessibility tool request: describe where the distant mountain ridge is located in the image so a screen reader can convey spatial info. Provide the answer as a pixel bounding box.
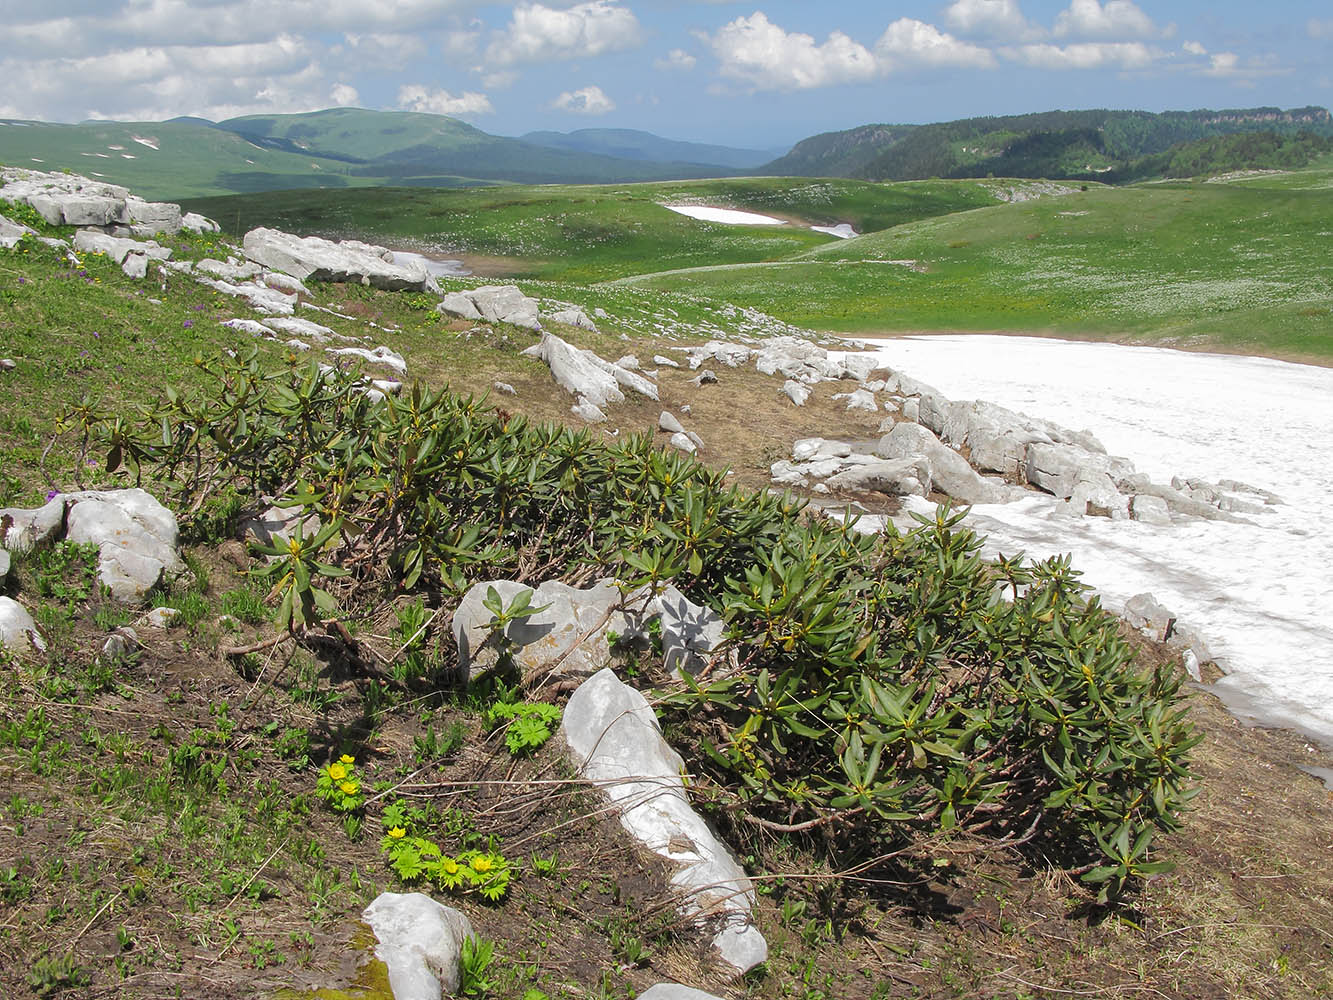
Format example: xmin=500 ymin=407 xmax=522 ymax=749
xmin=766 ymin=106 xmax=1333 ymax=181
xmin=517 ymin=128 xmax=784 ymax=170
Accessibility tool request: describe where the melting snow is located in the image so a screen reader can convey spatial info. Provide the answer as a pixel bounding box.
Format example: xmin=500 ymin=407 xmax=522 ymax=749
xmin=858 ymin=335 xmax=1333 ymax=745
xmin=388 ymin=251 xmax=470 ymax=278
xmin=131 ymin=135 xmax=159 ymax=150
xmin=811 ymin=223 xmax=858 ymax=239
xmin=664 ymin=205 xmax=783 ymax=226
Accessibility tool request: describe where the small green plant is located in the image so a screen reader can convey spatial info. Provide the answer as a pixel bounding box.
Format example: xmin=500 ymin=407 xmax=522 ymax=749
xmin=315 ymin=755 xmax=364 ymax=812
xmin=220 ymin=584 xmax=268 ymax=625
xmin=459 ymin=935 xmax=495 ymax=997
xmin=485 ymin=700 xmax=561 ymax=756
xmin=26 ymin=954 xmax=90 ymax=996
xmin=31 ymin=540 xmax=99 ymax=606
xmin=413 ymin=720 xmax=465 ymax=764
xmin=379 ymin=801 xmax=512 ymax=901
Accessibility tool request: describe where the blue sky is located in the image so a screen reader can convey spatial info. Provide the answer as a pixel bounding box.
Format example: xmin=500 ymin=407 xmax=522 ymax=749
xmin=1 ymin=1 xmax=1330 ymax=149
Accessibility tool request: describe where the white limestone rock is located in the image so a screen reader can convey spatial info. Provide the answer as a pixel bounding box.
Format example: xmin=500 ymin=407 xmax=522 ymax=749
xmin=493 ymin=381 xmax=517 ymax=395
xmin=437 ymin=285 xmax=541 ymax=330
xmin=0 ymin=597 xmax=45 ymax=655
xmin=878 ymin=423 xmax=1006 ymax=505
xmin=0 ymin=214 xmax=36 ymax=249
xmin=523 ymin=333 xmax=657 ymax=408
xmin=64 ymin=489 xmax=184 ymax=602
xmin=0 ymin=549 xmax=8 ymax=581
xmin=826 ymin=458 xmax=931 ymax=497
xmin=452 ymin=578 xmax=627 ymax=684
xmin=181 ymin=212 xmax=220 ymax=234
xmin=668 ymin=432 xmax=696 ymax=455
xmin=653 ymin=355 xmax=681 ymax=369
xmin=0 ymin=496 xmax=66 ymax=553
xmin=327 ymin=346 xmax=408 ymax=376
xmin=196 ymin=258 xmax=263 ymax=282
xmin=73 ymin=230 xmax=172 ymax=265
xmin=547 ymin=307 xmax=598 ymax=332
xmin=572 ymin=397 xmax=608 ymax=423
xmin=562 ymin=669 xmax=767 ymax=975
xmin=242 ymin=228 xmax=434 ymax=291
xmin=222 ymin=318 xmax=278 ymax=339
xmin=362 ymin=892 xmax=474 ymax=1000
xmin=780 ymin=380 xmax=810 ymax=406
xmin=121 ymin=252 xmax=148 ymax=279
xmin=659 ymin=411 xmax=686 ymax=435
xmin=241 ymin=505 xmax=321 ymax=551
xmin=640 ymin=987 xmax=726 ymax=1000
xmin=262 ymin=316 xmax=336 ymax=343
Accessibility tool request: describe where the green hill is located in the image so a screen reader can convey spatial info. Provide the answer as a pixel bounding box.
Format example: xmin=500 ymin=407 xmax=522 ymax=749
xmin=767 ymin=106 xmax=1333 ymax=182
xmin=0 ymin=108 xmax=746 ymax=201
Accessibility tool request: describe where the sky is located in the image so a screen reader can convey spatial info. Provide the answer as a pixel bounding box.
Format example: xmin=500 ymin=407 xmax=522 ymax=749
xmin=1 ymin=0 xmax=1331 ymax=150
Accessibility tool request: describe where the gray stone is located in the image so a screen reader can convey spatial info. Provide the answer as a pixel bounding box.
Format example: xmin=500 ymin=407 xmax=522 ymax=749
xmin=659 ymin=411 xmax=685 ymax=435
xmin=826 ymin=458 xmax=930 ymax=497
xmin=1126 ymin=482 xmax=1248 ymax=524
xmin=0 ymin=597 xmax=45 ymax=655
xmin=436 ymin=291 xmax=482 ymax=321
xmin=0 ymin=549 xmax=8 ymax=580
xmin=878 ymin=423 xmax=1005 ymax=504
xmin=838 ymin=389 xmax=877 ymax=412
xmin=639 ymin=988 xmax=726 ymax=1000
xmin=572 ymin=397 xmax=607 ymax=422
xmin=262 ymin=316 xmax=335 ymax=343
xmin=769 ymin=461 xmax=809 ymax=487
xmin=901 ymin=397 xmax=920 ymax=422
xmin=0 ymin=496 xmax=66 ymax=553
xmin=646 ymin=585 xmax=729 ymax=678
xmin=243 ymin=228 xmax=434 ymax=291
xmin=195 ymin=277 xmax=298 ymax=315
xmin=1024 ymin=442 xmax=1104 ymax=500
xmin=653 ymin=355 xmax=681 ymax=369
xmin=121 ymin=252 xmax=148 ymax=279
xmin=1123 ymin=594 xmax=1175 ymax=643
xmin=1129 ymin=495 xmax=1171 ymax=525
xmin=780 ymin=380 xmax=810 ymax=406
xmin=181 ymin=212 xmax=219 ymax=234
xmin=547 ymin=307 xmax=598 ymax=332
xmin=562 ymin=669 xmax=767 ymax=975
xmin=362 ymin=892 xmax=474 ymax=1000
xmin=452 ymin=578 xmax=627 ymax=684
xmin=0 ymin=359 xmax=14 ymax=371
xmin=327 ymin=346 xmax=408 ymax=376
xmin=73 ymin=230 xmax=171 ymax=265
xmin=0 ymin=213 xmax=36 ymax=249
xmin=437 ymin=285 xmax=541 ymax=329
xmin=616 ymin=355 xmax=640 ymax=371
xmin=668 ymin=432 xmax=697 ymax=455
xmin=241 ymin=505 xmax=321 ymax=550
xmin=687 ymin=341 xmax=752 ymax=369
xmin=101 ymin=627 xmax=139 ymax=659
xmin=689 ymin=369 xmax=718 ymax=386
xmin=124 ymin=196 xmax=181 ymax=235
xmin=523 ymin=333 xmax=657 ymax=408
xmin=222 ymin=319 xmax=278 ymax=339
xmin=493 ymin=381 xmax=517 ymax=396
xmin=196 ymin=258 xmax=263 ymax=282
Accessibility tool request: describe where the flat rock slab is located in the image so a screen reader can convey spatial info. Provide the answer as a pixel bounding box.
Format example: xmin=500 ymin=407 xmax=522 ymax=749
xmin=640 ymin=987 xmax=727 ymax=1000
xmin=74 ymin=230 xmax=172 ymax=265
xmin=243 ymin=228 xmax=434 ymax=291
xmin=562 ymin=668 xmax=767 ymax=975
xmin=362 ymin=892 xmax=474 ymax=1000
xmin=523 ymin=333 xmax=658 ymax=409
xmin=438 ymin=285 xmax=541 ymax=330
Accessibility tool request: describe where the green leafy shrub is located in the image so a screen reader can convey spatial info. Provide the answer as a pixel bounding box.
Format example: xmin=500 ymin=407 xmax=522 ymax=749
xmin=485 ymin=700 xmax=561 ymax=756
xmin=92 ymin=355 xmax=1198 ymax=897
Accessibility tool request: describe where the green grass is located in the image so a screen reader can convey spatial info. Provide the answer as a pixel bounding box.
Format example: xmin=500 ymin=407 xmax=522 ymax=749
xmin=621 ymin=180 xmax=1333 ymax=360
xmin=182 ymin=177 xmax=1003 ymax=283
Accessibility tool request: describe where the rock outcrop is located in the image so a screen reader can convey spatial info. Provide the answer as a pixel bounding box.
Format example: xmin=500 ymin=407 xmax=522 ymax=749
xmin=362 ymin=892 xmax=474 ymax=1000
xmin=563 ymin=669 xmax=767 ymax=976
xmin=437 ymin=285 xmax=541 ymax=330
xmin=522 ymin=332 xmax=658 ymax=415
xmin=242 ymin=228 xmax=438 ymax=292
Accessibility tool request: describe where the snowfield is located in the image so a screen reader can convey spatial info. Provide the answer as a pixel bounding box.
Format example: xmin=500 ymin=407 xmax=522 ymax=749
xmin=663 ymin=205 xmax=783 ymax=225
xmin=859 ymin=335 xmax=1333 ymax=745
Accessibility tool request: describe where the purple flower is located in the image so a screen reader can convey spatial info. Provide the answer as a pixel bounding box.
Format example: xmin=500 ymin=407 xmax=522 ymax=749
xmin=183 ymin=320 xmax=193 ymax=329
xmin=191 ymin=304 xmax=206 ymax=311
xmin=17 ymin=277 xmax=25 ymax=285
xmin=78 ymin=269 xmax=87 ymax=277
xmin=45 ymin=489 xmax=59 ymax=502
xmin=91 ymin=331 xmax=100 ymax=339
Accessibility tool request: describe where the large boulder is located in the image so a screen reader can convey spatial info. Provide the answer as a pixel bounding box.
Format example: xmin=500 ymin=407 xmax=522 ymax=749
xmin=452 ymin=579 xmax=627 ymax=684
xmin=362 ymin=892 xmax=474 ymax=999
xmin=242 ymin=228 xmax=434 ymax=291
xmin=73 ymin=230 xmax=172 ymax=265
xmin=0 ymin=168 xmax=187 ymax=234
xmin=63 ymin=489 xmax=184 ymax=602
xmin=562 ymin=669 xmax=767 ymax=975
xmin=877 ymin=423 xmax=1006 ymax=505
xmin=437 ymin=285 xmax=541 ymax=330
xmin=826 ymin=458 xmax=931 ymax=497
xmin=522 ymin=333 xmax=658 ymax=408
xmin=0 ymin=214 xmax=36 ymax=249
xmin=646 ymin=584 xmax=729 ymax=678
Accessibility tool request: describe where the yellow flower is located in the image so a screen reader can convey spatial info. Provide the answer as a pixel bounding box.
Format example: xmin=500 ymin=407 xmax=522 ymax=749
xmin=339 ymin=780 xmax=359 ymax=796
xmin=442 ymin=858 xmax=460 ymax=875
xmin=328 ymin=762 xmax=348 ymax=781
xmin=387 ymin=826 xmax=407 ymax=840
xmin=470 ymin=855 xmax=494 ymax=874
xmin=339 ymin=754 xmax=355 ymax=765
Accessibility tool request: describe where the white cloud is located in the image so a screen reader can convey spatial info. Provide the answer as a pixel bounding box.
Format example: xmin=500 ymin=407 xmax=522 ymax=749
xmin=1182 ymin=40 xmax=1206 ymax=56
xmin=1005 ymin=41 xmax=1156 ymax=69
xmin=339 ymin=32 xmax=428 ymax=67
xmin=1310 ymin=19 xmax=1333 ymax=39
xmin=875 ymin=18 xmax=996 ymax=69
xmin=654 ymin=48 xmax=697 ymax=71
xmin=1053 ymin=0 xmax=1157 ymax=40
xmin=1203 ymin=52 xmax=1239 ymax=77
xmin=486 ymin=1 xmax=642 ymax=67
xmin=396 ymin=84 xmax=493 ymax=116
xmin=330 ymin=83 xmax=359 ymax=106
xmin=942 ymin=0 xmax=1040 ymax=41
xmin=705 ymin=12 xmax=878 ymax=91
xmin=551 ymin=84 xmax=615 ymax=114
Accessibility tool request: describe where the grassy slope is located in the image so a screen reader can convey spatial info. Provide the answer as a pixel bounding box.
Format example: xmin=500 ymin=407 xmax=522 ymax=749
xmin=0 ymin=120 xmax=378 ymax=200
xmin=622 ymin=180 xmax=1333 ymax=361
xmin=181 ymin=178 xmax=1002 ymax=283
xmin=3 ymin=210 xmax=1333 ymax=1000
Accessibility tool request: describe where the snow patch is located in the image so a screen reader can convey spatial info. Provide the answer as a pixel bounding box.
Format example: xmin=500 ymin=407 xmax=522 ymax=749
xmin=811 ymin=223 xmax=858 ymax=239
xmin=663 ymin=205 xmax=783 ymax=226
xmin=131 ymin=136 xmax=159 ymax=150
xmin=861 ymin=335 xmax=1333 ymax=745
